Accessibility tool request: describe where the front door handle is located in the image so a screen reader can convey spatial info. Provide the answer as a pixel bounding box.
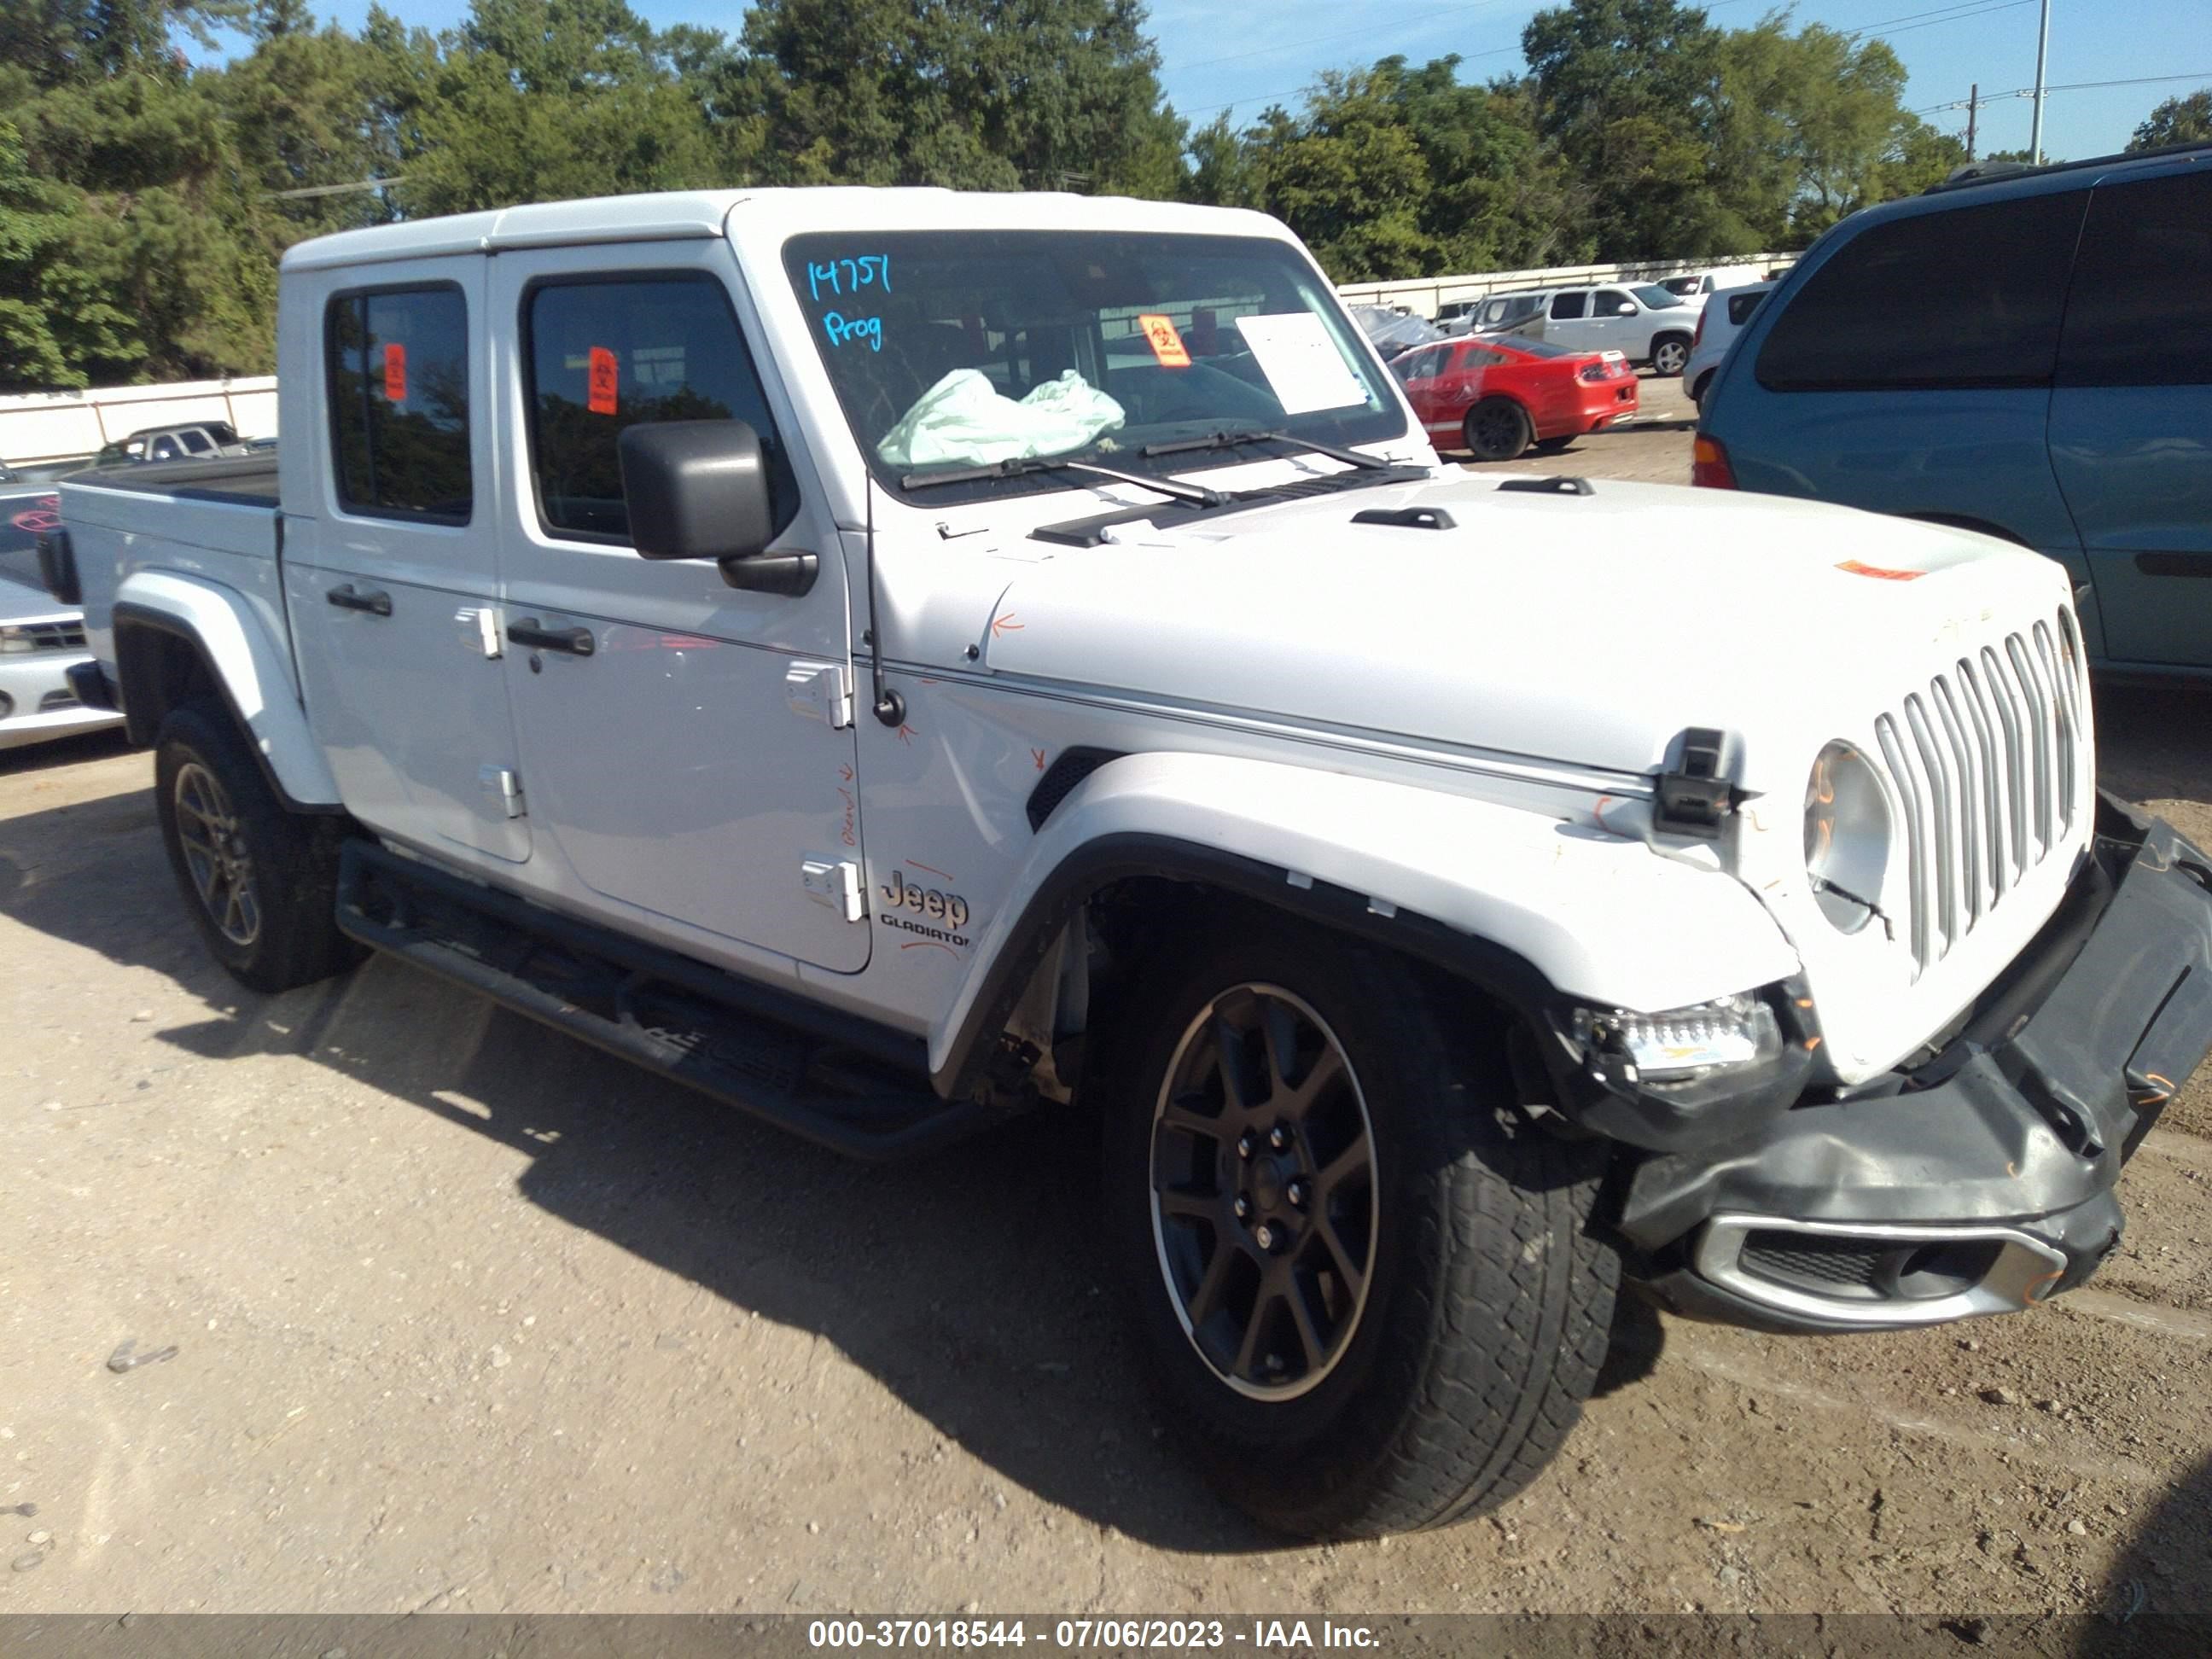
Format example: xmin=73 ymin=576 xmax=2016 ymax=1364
xmin=507 ymin=619 xmax=596 ymax=657
xmin=327 ymin=583 xmax=392 ymax=617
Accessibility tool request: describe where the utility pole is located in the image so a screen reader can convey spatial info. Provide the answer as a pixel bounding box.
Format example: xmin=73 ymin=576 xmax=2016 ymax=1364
xmin=1966 ymin=83 xmax=1978 ymax=160
xmin=2029 ymin=0 xmax=2052 ymax=163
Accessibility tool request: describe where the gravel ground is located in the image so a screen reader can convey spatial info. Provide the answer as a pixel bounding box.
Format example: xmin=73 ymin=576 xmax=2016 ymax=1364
xmin=3 ymin=423 xmax=2209 ymax=1619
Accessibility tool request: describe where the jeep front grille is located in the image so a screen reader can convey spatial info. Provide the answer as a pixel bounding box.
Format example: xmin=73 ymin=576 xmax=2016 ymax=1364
xmin=1872 ymin=608 xmax=2085 ymax=975
xmin=14 ymin=620 xmax=85 ymax=651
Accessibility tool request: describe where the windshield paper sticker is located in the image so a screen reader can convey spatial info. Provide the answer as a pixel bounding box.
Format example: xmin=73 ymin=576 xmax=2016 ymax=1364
xmin=381 ymin=342 xmax=406 ymax=402
xmin=1234 ymin=312 xmax=1368 ymax=415
xmin=587 ymin=346 xmax=619 ymax=416
xmin=1137 ymin=313 xmax=1190 ymax=368
xmin=806 ymin=255 xmax=891 ymax=301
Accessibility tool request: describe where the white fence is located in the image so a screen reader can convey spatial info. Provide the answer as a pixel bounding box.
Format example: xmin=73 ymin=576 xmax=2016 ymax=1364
xmin=0 ymin=375 xmax=278 ymax=469
xmin=1338 ymin=253 xmax=1796 ymax=319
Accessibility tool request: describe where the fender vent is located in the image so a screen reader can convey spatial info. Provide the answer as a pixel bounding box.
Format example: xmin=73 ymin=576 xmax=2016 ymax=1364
xmin=1027 ymin=748 xmax=1121 ymax=831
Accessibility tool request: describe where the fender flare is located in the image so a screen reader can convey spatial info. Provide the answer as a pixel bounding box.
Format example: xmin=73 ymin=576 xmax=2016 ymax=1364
xmin=112 ymin=571 xmax=343 ymax=813
xmin=932 ymin=751 xmax=1802 ymax=1097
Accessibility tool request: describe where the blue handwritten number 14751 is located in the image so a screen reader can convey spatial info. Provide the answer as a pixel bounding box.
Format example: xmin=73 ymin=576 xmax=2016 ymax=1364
xmin=807 ymin=255 xmax=891 ymax=300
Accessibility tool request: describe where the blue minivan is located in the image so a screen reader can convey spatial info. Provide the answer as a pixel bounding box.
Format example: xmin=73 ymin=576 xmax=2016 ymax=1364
xmin=1697 ymin=144 xmax=2211 ymax=675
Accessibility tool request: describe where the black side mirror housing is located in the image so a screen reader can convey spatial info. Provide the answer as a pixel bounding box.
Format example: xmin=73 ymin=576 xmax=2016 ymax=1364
xmin=617 ymin=420 xmax=818 ymax=595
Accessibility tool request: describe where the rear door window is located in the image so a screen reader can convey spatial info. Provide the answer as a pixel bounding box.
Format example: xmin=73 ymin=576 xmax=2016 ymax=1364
xmin=2058 ymin=170 xmax=2212 ymax=387
xmin=327 ymin=285 xmax=474 ymax=521
xmin=178 ymin=429 xmax=212 ymax=455
xmin=1727 ymin=290 xmax=1768 ymax=327
xmin=523 ymin=273 xmax=797 ymax=544
xmin=1756 ymin=190 xmax=2087 ymax=391
xmin=1550 ymin=292 xmax=1588 ymax=321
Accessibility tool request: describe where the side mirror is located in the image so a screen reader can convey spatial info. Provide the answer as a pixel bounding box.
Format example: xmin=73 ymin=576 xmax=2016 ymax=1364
xmin=1615 ymin=303 xmax=1637 ymax=316
xmin=617 ymin=419 xmax=816 ymax=596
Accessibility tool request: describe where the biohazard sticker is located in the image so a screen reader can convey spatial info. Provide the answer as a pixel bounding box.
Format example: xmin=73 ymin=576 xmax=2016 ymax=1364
xmin=1137 ymin=313 xmax=1190 ymax=368
xmin=588 ymin=346 xmax=619 ymax=416
xmin=381 ymin=342 xmax=406 ymax=402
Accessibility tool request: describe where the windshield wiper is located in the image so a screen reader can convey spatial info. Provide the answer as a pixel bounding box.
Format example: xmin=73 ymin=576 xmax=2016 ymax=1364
xmin=1139 ymin=428 xmax=1394 ymax=471
xmin=901 ymin=454 xmax=1226 ymax=508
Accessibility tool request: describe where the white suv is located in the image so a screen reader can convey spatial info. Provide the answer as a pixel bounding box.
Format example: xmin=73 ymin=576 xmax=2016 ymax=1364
xmin=1529 ymin=282 xmax=1704 ymax=375
xmin=1685 ymin=281 xmax=1775 ymax=406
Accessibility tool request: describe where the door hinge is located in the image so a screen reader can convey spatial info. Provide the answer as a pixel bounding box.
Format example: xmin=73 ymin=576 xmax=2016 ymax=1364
xmin=786 ymin=660 xmax=854 ymax=730
xmin=480 ymin=765 xmax=526 ymax=819
xmin=800 ymin=857 xmax=864 ymax=922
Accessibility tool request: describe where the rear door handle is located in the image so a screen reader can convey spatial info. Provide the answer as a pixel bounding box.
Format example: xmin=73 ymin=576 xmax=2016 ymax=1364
xmin=507 ymin=619 xmax=596 ymax=657
xmin=327 ymin=583 xmax=392 ymax=617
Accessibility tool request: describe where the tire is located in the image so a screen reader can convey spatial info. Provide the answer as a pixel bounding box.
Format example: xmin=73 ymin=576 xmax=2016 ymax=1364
xmin=1462 ymin=398 xmax=1533 ymax=463
xmin=154 ymin=700 xmax=363 ymax=993
xmin=1649 ymin=334 xmax=1690 ymax=377
xmin=1101 ymin=914 xmax=1618 ymax=1540
xmin=1689 ymin=370 xmax=1712 ymax=408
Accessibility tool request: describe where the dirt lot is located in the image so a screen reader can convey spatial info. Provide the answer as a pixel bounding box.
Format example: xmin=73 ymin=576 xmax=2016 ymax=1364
xmin=3 ymin=414 xmax=2209 ymax=1620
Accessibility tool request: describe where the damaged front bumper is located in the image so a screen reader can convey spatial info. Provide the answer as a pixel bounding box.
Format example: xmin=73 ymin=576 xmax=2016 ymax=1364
xmin=1615 ymin=795 xmax=2212 ymax=1334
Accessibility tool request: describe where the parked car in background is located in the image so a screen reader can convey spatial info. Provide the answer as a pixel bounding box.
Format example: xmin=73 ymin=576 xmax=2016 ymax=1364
xmin=1697 ymin=142 xmax=2212 ymax=675
xmin=1684 ymin=282 xmax=1774 ymax=406
xmin=1478 ymin=284 xmax=1701 ymax=375
xmin=1468 ymin=290 xmax=1547 ymax=337
xmin=91 ymin=421 xmax=248 ymax=468
xmin=1433 ymin=299 xmax=1482 ymax=333
xmin=1348 ymin=303 xmax=1446 ymax=355
xmin=1390 ymin=335 xmax=1639 ymax=461
xmin=1 ymin=516 xmax=124 ymax=750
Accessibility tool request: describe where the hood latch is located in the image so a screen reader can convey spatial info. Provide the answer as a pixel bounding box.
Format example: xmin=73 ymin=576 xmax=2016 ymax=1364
xmin=1653 ymin=727 xmax=1743 ymax=840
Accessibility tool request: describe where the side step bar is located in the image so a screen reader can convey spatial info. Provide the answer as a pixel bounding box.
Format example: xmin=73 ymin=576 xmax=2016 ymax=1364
xmin=335 ymin=840 xmax=1021 ymax=1161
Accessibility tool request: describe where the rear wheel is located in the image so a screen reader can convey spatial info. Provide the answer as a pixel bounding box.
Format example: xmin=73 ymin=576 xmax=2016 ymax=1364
xmin=1650 ymin=334 xmax=1690 ymax=376
xmin=1690 ymin=370 xmax=1713 ymax=407
xmin=1463 ymin=398 xmax=1533 ymax=463
xmin=154 ymin=701 xmax=362 ymax=993
xmin=1101 ymin=916 xmax=1618 ymax=1539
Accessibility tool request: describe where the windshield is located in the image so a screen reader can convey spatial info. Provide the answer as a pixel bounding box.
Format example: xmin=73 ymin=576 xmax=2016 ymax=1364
xmin=783 ymin=230 xmax=1403 ymax=501
xmin=1632 ymin=284 xmax=1685 ymax=310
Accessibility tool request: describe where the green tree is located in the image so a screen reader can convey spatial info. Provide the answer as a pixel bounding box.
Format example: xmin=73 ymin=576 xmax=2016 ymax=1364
xmin=2128 ymin=90 xmax=2211 ymax=152
xmin=737 ymin=0 xmax=1182 ymax=193
xmin=1522 ymin=0 xmax=1732 ymax=259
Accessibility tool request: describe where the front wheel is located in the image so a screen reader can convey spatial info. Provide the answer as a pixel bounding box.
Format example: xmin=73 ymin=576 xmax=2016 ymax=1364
xmin=154 ymin=701 xmax=363 ymax=993
xmin=1650 ymin=335 xmax=1690 ymax=376
xmin=1101 ymin=917 xmax=1618 ymax=1539
xmin=1462 ymin=397 xmax=1533 ymax=463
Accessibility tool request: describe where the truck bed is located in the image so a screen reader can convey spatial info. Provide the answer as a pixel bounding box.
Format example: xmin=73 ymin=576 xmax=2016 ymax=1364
xmin=60 ymin=453 xmax=280 ymax=508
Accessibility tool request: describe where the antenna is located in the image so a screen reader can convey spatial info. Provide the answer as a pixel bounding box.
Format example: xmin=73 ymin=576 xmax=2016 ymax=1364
xmin=863 ymin=472 xmax=904 ymax=727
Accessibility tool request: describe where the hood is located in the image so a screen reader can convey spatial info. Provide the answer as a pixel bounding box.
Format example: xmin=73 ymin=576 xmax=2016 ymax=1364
xmin=977 ymin=471 xmax=2072 ymax=792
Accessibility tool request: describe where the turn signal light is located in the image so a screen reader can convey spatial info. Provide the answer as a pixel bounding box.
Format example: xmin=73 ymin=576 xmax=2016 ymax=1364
xmin=1691 ymin=434 xmax=1737 ymax=489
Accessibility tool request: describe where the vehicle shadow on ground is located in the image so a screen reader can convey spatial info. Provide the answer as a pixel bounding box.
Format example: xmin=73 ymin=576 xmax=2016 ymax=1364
xmin=2084 ymin=1449 xmax=2212 ymax=1645
xmin=3 ymin=776 xmax=1631 ymax=1556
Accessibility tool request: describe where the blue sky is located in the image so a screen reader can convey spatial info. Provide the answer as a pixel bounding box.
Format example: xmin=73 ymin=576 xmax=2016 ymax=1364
xmin=225 ymin=1 xmax=2209 ymax=163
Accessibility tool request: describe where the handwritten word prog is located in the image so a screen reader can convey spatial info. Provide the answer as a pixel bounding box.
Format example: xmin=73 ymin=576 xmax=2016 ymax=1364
xmin=806 ymin=255 xmax=891 ymax=301
xmin=823 ymin=311 xmax=883 ymax=352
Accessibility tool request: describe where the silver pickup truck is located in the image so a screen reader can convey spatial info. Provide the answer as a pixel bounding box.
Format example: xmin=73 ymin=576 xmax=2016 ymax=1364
xmin=44 ymin=186 xmax=2212 ymax=1540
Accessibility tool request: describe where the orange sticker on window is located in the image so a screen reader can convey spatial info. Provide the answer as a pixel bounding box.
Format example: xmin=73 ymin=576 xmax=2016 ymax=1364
xmin=1836 ymin=559 xmax=1926 ymax=581
xmin=1137 ymin=313 xmax=1190 ymax=368
xmin=587 ymin=346 xmax=619 ymax=416
xmin=381 ymin=342 xmax=406 ymax=402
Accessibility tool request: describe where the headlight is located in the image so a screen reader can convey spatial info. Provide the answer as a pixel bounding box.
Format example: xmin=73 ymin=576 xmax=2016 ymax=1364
xmin=0 ymin=626 xmax=38 ymax=655
xmin=1571 ymin=992 xmax=1783 ymax=1083
xmin=1805 ymin=741 xmax=1891 ymax=934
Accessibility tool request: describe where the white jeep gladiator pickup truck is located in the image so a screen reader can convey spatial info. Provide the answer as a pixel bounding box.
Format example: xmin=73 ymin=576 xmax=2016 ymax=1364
xmin=43 ymin=189 xmax=2212 ymax=1540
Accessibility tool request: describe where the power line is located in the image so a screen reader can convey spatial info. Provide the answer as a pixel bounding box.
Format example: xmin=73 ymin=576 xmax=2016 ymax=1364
xmin=1916 ymin=70 xmax=2212 ymax=115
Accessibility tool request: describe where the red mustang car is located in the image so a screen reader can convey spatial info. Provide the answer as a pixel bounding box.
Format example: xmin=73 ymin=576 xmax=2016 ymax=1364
xmin=1388 ymin=336 xmax=1639 ymax=463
